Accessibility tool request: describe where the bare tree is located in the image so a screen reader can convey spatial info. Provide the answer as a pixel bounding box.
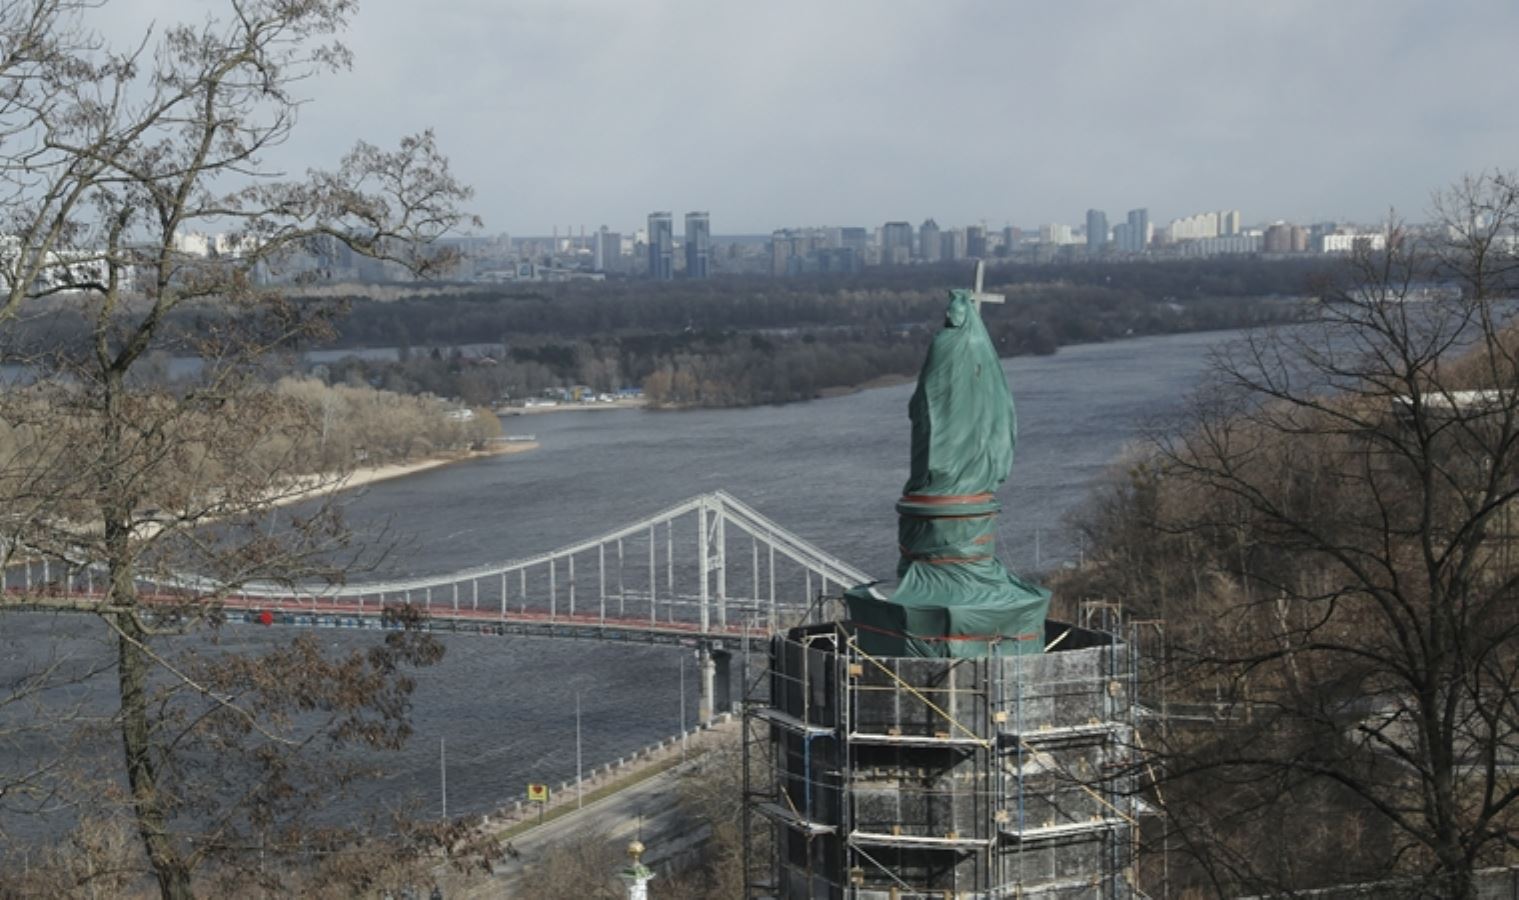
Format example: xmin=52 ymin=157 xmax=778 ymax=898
xmin=0 ymin=0 xmax=477 ymax=895
xmin=664 ymin=740 xmax=749 ymax=898
xmin=1069 ymin=173 xmax=1519 ymax=897
xmin=0 ymin=815 xmax=141 ymax=900
xmin=523 ymin=829 xmax=625 ymax=900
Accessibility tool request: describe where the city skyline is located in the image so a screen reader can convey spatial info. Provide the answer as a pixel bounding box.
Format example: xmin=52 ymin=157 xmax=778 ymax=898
xmin=101 ymin=0 xmax=1519 ymax=236
xmin=451 ymin=204 xmax=1396 ymax=287
xmin=499 ymin=203 xmax=1378 ymax=242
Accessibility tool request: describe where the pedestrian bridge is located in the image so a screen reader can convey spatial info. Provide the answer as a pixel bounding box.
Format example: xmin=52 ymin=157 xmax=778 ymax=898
xmin=7 ymin=491 xmax=872 ymax=717
xmin=14 ymin=490 xmax=869 ymax=641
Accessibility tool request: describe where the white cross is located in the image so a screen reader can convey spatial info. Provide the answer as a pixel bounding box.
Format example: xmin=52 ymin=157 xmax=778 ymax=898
xmin=969 ymin=259 xmax=1004 ymax=310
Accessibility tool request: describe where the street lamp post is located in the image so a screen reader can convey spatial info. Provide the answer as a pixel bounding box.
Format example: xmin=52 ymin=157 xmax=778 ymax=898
xmin=576 ymin=690 xmax=584 ymax=809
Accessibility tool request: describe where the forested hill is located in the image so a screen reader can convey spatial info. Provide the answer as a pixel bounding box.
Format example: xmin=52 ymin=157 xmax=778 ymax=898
xmin=312 ymin=258 xmax=1324 ymax=408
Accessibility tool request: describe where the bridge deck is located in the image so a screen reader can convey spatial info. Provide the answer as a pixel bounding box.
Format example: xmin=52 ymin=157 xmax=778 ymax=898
xmin=220 ymin=597 xmax=767 ymax=646
xmin=5 ymin=589 xmax=770 ymax=647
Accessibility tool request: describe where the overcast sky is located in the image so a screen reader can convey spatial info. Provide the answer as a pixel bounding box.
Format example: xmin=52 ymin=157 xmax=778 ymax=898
xmin=127 ymin=0 xmax=1519 ymax=236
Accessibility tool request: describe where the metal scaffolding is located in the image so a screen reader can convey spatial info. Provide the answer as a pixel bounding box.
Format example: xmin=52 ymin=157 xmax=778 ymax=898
xmin=743 ymin=600 xmax=1143 ymax=899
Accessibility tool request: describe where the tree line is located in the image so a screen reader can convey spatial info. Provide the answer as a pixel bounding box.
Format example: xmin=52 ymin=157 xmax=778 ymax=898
xmin=1055 ymin=173 xmax=1519 ymax=898
xmin=2 ymin=259 xmax=1313 ymax=411
xmin=318 ymin=287 xmax=1302 ymax=408
xmin=320 ymin=255 xmax=1332 ymax=348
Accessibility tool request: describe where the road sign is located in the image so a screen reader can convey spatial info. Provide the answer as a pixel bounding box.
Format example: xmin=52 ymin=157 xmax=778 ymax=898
xmin=527 ymin=783 xmax=549 ymax=803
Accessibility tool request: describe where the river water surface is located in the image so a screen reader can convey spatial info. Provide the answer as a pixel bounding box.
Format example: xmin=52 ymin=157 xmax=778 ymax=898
xmin=0 ymin=329 xmax=1231 ymax=835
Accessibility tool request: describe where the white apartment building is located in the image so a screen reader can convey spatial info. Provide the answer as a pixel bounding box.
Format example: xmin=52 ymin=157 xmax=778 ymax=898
xmin=1320 ymin=233 xmax=1388 ymax=253
xmin=1178 ymin=234 xmax=1263 ymax=257
xmin=1039 ymin=223 xmax=1074 ymax=245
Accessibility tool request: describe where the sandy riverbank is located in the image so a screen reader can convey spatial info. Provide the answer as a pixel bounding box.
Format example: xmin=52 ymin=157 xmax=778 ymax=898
xmin=34 ymin=444 xmax=541 ymax=546
xmin=269 ymin=441 xmax=539 ymax=510
xmin=498 ymin=398 xmax=646 ymax=416
xmin=637 ymin=373 xmax=919 ymax=411
xmin=815 ymin=371 xmax=916 ymax=400
xmin=496 ymin=371 xmax=910 ymax=416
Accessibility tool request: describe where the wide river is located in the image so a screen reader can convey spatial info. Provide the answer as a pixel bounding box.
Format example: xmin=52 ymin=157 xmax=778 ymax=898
xmin=0 ymin=328 xmax=1231 ymax=836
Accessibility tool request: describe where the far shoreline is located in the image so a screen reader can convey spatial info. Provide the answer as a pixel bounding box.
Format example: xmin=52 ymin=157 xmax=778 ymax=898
xmin=269 ymin=440 xmax=539 ymax=509
xmin=638 ymin=324 xmax=1268 ymax=411
xmin=487 ymin=324 xmax=1266 ymax=416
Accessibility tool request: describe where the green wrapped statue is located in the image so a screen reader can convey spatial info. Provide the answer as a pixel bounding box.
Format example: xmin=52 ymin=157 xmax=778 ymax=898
xmin=844 ymin=284 xmax=1051 ymax=658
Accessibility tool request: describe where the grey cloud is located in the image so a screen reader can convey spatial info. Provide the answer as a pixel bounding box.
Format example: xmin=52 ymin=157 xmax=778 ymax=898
xmin=107 ymin=0 xmax=1519 ymax=233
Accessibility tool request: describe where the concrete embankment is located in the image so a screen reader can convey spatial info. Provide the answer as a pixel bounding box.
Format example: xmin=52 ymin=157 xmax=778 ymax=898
xmin=436 ymin=714 xmax=738 ymax=898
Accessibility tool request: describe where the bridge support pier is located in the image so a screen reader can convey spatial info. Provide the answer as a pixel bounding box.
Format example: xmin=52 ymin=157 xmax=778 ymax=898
xmin=714 ymin=649 xmax=732 ymax=717
xmin=698 ymin=645 xmax=734 ymax=722
xmin=698 ymin=646 xmax=715 ymax=722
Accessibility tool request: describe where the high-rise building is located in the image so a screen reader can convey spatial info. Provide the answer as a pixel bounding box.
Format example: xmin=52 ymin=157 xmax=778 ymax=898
xmin=646 ymin=212 xmax=673 ymax=280
xmin=1219 ymin=209 xmax=1242 ymax=236
xmin=684 ymin=211 xmax=710 ymax=279
xmin=1112 ymin=222 xmax=1131 ymax=251
xmin=769 ymin=230 xmax=792 ymax=277
xmin=942 ymin=228 xmax=968 ymax=261
xmin=881 ymin=221 xmax=914 ymax=265
xmin=1262 ymin=223 xmax=1294 ymax=254
xmin=839 ymin=227 xmax=870 ymax=255
xmin=918 ymin=219 xmax=941 ymax=262
xmin=1001 ymin=226 xmax=1019 ymax=255
xmin=1086 ymin=210 xmax=1109 ymax=252
xmin=966 ymin=225 xmax=987 ymax=259
xmin=1124 ymin=208 xmax=1150 ymax=253
xmin=593 ymin=226 xmax=621 ymax=272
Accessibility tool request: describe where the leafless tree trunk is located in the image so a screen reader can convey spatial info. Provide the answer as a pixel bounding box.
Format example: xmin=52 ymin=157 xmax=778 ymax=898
xmin=0 ymin=0 xmax=477 ymax=894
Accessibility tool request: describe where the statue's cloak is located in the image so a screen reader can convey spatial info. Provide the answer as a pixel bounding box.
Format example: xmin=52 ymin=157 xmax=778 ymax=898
xmin=843 ymin=290 xmax=1050 ymax=658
